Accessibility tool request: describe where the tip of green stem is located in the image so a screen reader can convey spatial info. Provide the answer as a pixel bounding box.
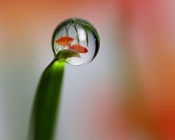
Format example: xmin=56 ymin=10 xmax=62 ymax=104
xmin=55 ymin=49 xmax=81 ymax=61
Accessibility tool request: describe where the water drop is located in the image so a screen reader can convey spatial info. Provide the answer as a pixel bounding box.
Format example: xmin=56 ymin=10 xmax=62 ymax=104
xmin=52 ymin=18 xmax=100 ymax=65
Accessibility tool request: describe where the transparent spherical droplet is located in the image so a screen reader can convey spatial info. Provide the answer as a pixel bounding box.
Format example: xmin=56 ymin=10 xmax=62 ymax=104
xmin=52 ymin=18 xmax=100 ymax=65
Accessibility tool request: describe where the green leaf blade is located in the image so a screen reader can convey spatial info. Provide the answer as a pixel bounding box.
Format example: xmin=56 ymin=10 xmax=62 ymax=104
xmin=28 ymin=60 xmax=65 ymax=140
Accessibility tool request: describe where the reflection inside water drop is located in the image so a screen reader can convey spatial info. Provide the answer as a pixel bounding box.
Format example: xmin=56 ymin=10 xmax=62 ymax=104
xmin=52 ymin=18 xmax=100 ymax=66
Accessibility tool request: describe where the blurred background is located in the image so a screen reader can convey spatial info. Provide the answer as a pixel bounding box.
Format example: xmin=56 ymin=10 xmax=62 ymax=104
xmin=0 ymin=0 xmax=175 ymax=140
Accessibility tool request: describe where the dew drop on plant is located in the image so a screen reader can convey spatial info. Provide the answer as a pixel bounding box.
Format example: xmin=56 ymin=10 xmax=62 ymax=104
xmin=52 ymin=18 xmax=100 ymax=65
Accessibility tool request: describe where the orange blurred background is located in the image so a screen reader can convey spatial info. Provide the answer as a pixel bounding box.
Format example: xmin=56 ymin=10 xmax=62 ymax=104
xmin=0 ymin=0 xmax=175 ymax=140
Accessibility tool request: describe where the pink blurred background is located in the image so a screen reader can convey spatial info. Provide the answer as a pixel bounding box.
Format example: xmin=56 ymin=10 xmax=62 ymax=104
xmin=0 ymin=0 xmax=175 ymax=140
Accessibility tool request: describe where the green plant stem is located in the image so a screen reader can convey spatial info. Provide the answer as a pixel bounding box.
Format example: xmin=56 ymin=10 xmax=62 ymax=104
xmin=28 ymin=59 xmax=65 ymax=140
